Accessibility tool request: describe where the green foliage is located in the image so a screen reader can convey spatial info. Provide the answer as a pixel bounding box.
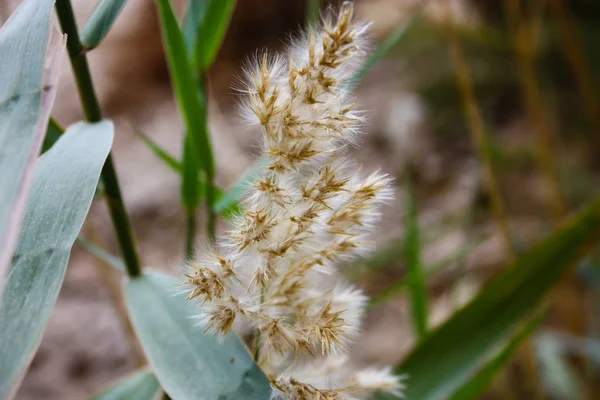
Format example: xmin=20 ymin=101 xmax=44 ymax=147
xmin=77 ymin=235 xmax=125 ymax=273
xmin=80 ymin=0 xmax=127 ymax=50
xmin=0 ymin=122 xmax=113 ymax=398
xmin=124 ymin=270 xmax=271 ymax=399
xmin=192 ymin=0 xmax=236 ymax=71
xmin=0 ymin=0 xmax=61 ymax=278
xmin=42 ymin=118 xmax=64 ymax=153
xmin=90 ymin=369 xmax=161 ymax=400
xmin=155 ymin=0 xmax=214 ymax=177
xmin=135 ymin=129 xmax=181 ymax=174
xmin=448 ymin=309 xmax=546 ymax=400
xmin=377 ymin=195 xmax=600 ymax=400
xmin=403 ymin=173 xmax=429 ymax=338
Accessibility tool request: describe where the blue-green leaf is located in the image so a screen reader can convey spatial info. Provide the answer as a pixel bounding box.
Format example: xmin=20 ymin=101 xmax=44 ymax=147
xmin=377 ymin=196 xmax=600 ymax=400
xmin=0 ymin=121 xmax=113 ymax=398
xmin=124 ymin=270 xmax=271 ymax=399
xmin=80 ymin=0 xmax=127 ymax=50
xmin=0 ymin=0 xmax=64 ymax=284
xmin=90 ymin=368 xmax=161 ymax=400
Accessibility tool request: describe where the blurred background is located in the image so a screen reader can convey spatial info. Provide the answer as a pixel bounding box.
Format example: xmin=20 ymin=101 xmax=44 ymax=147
xmin=2 ymin=0 xmax=600 ymax=398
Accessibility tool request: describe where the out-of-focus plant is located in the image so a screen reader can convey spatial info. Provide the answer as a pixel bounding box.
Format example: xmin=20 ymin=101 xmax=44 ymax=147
xmin=1 ymin=0 xmax=600 ymax=399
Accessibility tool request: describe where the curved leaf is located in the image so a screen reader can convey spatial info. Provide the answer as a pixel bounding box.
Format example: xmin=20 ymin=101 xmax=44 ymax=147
xmin=0 ymin=121 xmax=114 ymax=399
xmin=193 ymin=0 xmax=236 ymax=70
xmin=0 ymin=0 xmax=64 ymax=288
xmin=124 ymin=270 xmax=271 ymax=400
xmin=377 ymin=196 xmax=600 ymax=400
xmin=91 ymin=368 xmax=161 ymax=400
xmin=80 ymin=0 xmax=127 ymax=50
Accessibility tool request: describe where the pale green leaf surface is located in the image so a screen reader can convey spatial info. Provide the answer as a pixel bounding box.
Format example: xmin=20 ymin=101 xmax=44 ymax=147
xmin=124 ymin=270 xmax=271 ymax=400
xmin=377 ymin=196 xmax=600 ymax=400
xmin=0 ymin=121 xmax=113 ymax=399
xmin=0 ymin=0 xmax=63 ymax=284
xmin=80 ymin=0 xmax=127 ymax=50
xmin=90 ymin=368 xmax=161 ymax=400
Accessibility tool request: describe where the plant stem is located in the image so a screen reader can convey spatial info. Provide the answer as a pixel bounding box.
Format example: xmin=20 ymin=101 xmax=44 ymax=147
xmin=199 ymin=74 xmax=216 ymax=243
xmin=185 ymin=211 xmax=196 ymax=259
xmin=55 ymin=0 xmax=142 ymax=277
xmin=443 ymin=7 xmax=515 ymax=261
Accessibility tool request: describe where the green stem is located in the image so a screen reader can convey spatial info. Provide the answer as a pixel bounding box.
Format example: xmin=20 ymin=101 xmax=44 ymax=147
xmin=55 ymin=0 xmax=142 ymax=277
xmin=198 ymin=73 xmax=216 ymax=243
xmin=185 ymin=211 xmax=196 ymax=259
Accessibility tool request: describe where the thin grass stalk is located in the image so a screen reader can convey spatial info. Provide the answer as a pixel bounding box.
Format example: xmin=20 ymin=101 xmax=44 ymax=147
xmin=199 ymin=76 xmax=216 ymax=244
xmin=306 ymin=0 xmax=320 ymax=26
xmin=185 ymin=212 xmax=196 ymax=259
xmin=505 ymin=0 xmax=567 ymax=223
xmin=548 ymin=0 xmax=600 ymax=142
xmin=443 ymin=8 xmax=515 ymax=261
xmin=55 ymin=0 xmax=142 ymax=277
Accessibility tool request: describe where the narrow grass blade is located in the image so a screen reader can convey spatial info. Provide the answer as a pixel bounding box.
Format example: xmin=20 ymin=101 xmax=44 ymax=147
xmin=155 ymin=0 xmax=214 ymax=177
xmin=448 ymin=309 xmax=546 ymax=400
xmin=124 ymin=270 xmax=271 ymax=399
xmin=348 ymin=11 xmax=422 ymax=88
xmin=0 ymin=0 xmax=64 ymax=289
xmin=135 ymin=129 xmax=181 ymax=173
xmin=80 ymin=0 xmax=127 ymax=50
xmin=403 ymin=173 xmax=428 ymax=338
xmin=192 ymin=0 xmax=236 ymax=70
xmin=42 ymin=117 xmax=64 ymax=153
xmin=376 ymin=196 xmax=600 ymax=400
xmin=0 ymin=121 xmax=113 ymax=399
xmin=182 ymin=0 xmax=207 ymax=56
xmin=90 ymin=368 xmax=161 ymax=400
xmin=77 ymin=235 xmax=125 ymax=273
xmin=181 ymin=132 xmax=202 ymax=213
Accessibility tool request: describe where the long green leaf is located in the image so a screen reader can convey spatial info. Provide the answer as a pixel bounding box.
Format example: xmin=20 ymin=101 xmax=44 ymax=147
xmin=181 ymin=131 xmax=202 ymax=212
xmin=193 ymin=0 xmax=236 ymax=70
xmin=377 ymin=196 xmax=600 ymax=400
xmin=403 ymin=173 xmax=428 ymax=338
xmin=90 ymin=368 xmax=161 ymax=400
xmin=0 ymin=121 xmax=113 ymax=399
xmin=155 ymin=0 xmax=214 ymax=177
xmin=0 ymin=0 xmax=64 ymax=284
xmin=448 ymin=309 xmax=546 ymax=400
xmin=124 ymin=270 xmax=271 ymax=399
xmin=80 ymin=0 xmax=127 ymax=50
xmin=135 ymin=129 xmax=181 ymax=173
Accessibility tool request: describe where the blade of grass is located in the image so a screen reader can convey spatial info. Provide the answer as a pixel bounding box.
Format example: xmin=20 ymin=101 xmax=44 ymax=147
xmin=376 ymin=195 xmax=600 ymax=400
xmin=448 ymin=307 xmax=546 ymax=400
xmin=80 ymin=0 xmax=127 ymax=50
xmin=192 ymin=0 xmax=236 ymax=71
xmin=135 ymin=129 xmax=181 ymax=173
xmin=155 ymin=0 xmax=214 ymax=178
xmin=306 ymin=0 xmax=320 ymax=26
xmin=182 ymin=132 xmax=201 ymax=258
xmin=213 ymin=156 xmax=267 ymax=215
xmin=403 ymin=170 xmax=428 ymax=338
xmin=443 ymin=5 xmax=514 ymax=260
